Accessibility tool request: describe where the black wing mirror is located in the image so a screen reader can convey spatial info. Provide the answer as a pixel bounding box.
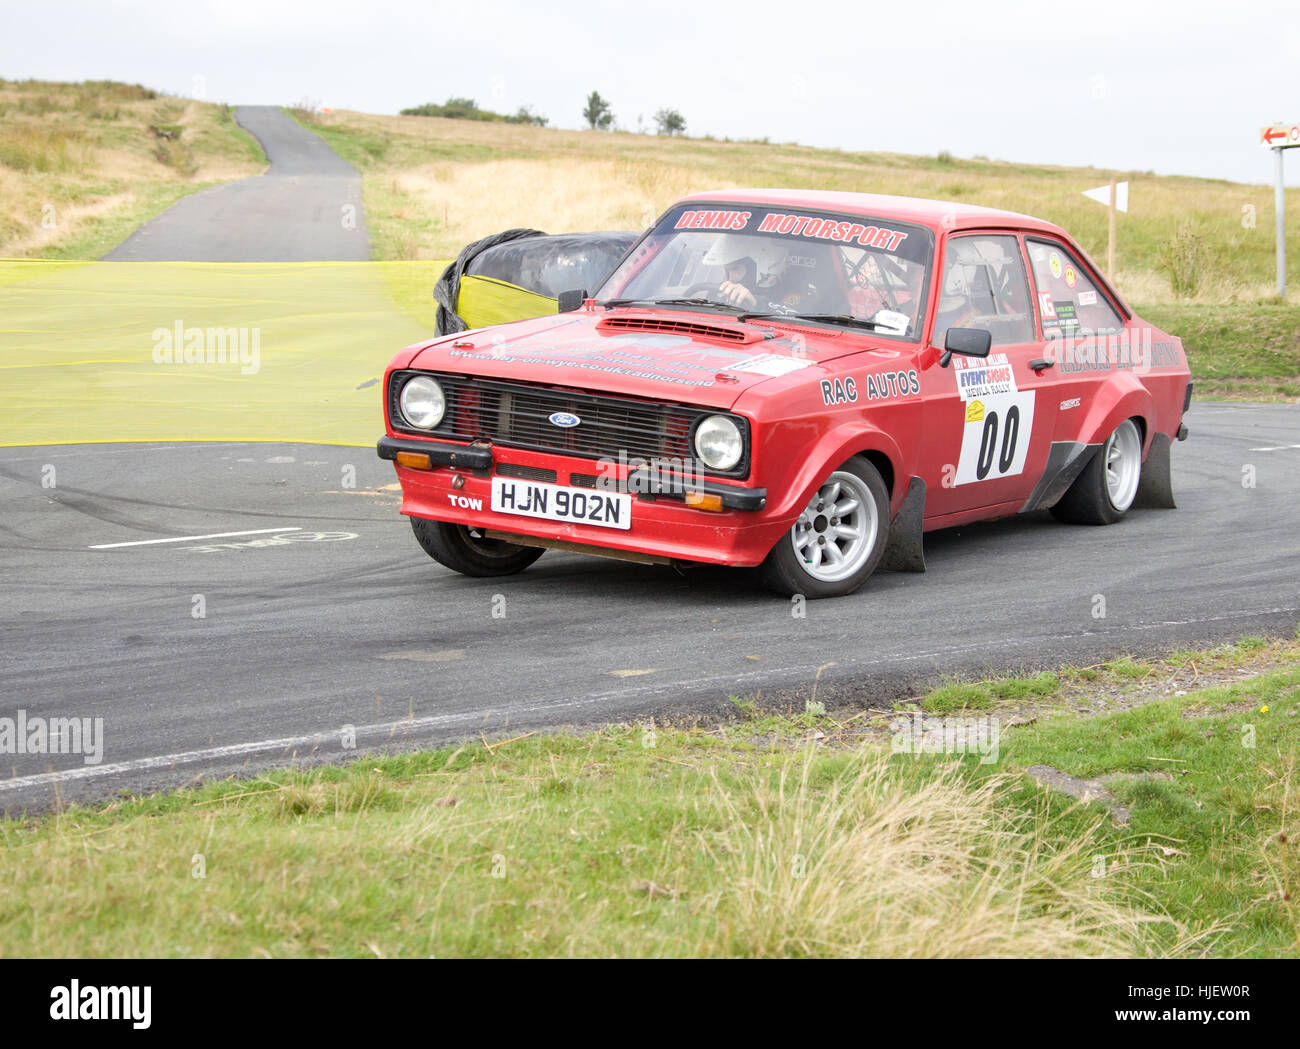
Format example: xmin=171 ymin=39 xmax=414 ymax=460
xmin=557 ymin=289 xmax=588 ymax=313
xmin=940 ymin=327 xmax=992 ymax=367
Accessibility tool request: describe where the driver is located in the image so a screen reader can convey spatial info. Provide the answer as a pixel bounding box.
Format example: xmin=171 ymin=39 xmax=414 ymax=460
xmin=703 ymin=234 xmax=811 ymax=312
xmin=933 ymin=246 xmax=982 ymax=344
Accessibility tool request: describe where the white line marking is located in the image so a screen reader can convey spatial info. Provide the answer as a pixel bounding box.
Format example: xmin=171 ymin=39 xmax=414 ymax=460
xmin=89 ymin=528 xmax=300 ymax=550
xmin=1249 ymin=445 xmax=1300 ymax=452
xmin=0 ymin=713 xmax=488 ymax=794
xmin=5 ymin=603 xmax=1297 ymax=799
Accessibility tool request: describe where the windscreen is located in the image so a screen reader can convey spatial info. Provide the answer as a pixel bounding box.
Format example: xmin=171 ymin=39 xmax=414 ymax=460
xmin=598 ymin=204 xmax=934 ymax=339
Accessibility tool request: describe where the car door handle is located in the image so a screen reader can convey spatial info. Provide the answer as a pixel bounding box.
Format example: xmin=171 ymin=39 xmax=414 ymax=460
xmin=1029 ymin=358 xmax=1056 ymax=371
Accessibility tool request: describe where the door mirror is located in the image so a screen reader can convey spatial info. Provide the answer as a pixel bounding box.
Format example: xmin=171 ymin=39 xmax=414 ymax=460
xmin=940 ymin=326 xmax=992 ymax=367
xmin=557 ymin=289 xmax=588 ymax=313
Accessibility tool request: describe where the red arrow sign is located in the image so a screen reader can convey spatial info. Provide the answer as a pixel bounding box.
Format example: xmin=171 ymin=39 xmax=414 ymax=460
xmin=1265 ymin=127 xmax=1287 ymax=144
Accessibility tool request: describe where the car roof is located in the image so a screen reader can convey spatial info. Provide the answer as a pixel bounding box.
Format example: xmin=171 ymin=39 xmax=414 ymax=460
xmin=678 ymin=188 xmax=1066 ymax=236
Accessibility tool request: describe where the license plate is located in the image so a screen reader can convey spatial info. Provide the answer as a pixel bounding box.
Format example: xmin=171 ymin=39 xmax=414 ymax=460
xmin=490 ymin=477 xmax=632 ymax=530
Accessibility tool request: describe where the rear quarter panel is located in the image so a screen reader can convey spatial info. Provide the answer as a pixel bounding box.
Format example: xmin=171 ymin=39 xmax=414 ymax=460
xmin=1055 ymin=319 xmax=1189 ymax=450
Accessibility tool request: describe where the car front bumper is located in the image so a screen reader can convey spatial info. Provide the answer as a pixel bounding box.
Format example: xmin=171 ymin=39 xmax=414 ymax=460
xmin=377 ymin=436 xmax=779 ymax=567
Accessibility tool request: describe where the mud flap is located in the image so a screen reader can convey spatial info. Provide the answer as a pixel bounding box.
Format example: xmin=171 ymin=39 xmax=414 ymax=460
xmin=1133 ymin=432 xmax=1176 ymax=509
xmin=881 ymin=476 xmax=926 ymax=572
xmin=1021 ymin=441 xmax=1096 ymax=513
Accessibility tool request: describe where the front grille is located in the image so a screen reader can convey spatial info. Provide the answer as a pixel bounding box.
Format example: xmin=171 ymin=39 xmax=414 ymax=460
xmin=569 ymin=472 xmax=618 ymax=491
xmin=390 ymin=371 xmax=749 ymax=477
xmin=496 ymin=463 xmax=557 ymax=483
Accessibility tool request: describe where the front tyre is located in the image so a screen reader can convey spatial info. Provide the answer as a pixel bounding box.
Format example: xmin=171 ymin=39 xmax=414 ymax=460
xmin=1050 ymin=418 xmax=1143 ymax=525
xmin=410 ymin=517 xmax=544 ymax=577
xmin=759 ymin=459 xmax=890 ymax=598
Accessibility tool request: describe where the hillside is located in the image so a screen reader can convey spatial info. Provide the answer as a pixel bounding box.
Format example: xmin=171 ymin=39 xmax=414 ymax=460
xmin=295 ymin=106 xmax=1298 ymax=309
xmin=0 ymin=78 xmax=265 ymax=258
xmin=1 ymin=81 xmax=1296 ymax=397
xmin=297 ymin=107 xmax=1300 ymax=399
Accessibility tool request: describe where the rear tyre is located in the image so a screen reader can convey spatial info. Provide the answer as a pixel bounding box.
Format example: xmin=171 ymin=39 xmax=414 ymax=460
xmin=410 ymin=517 xmax=544 ymax=577
xmin=1050 ymin=418 xmax=1143 ymax=525
xmin=758 ymin=458 xmax=890 ymax=599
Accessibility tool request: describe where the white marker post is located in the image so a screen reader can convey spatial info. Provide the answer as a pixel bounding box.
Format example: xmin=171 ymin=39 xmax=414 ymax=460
xmin=1081 ymin=179 xmax=1129 ymax=280
xmin=1260 ymin=122 xmax=1300 ymax=298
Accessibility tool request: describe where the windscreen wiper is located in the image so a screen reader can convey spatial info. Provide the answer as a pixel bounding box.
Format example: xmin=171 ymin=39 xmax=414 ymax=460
xmin=737 ymin=311 xmax=903 ymax=332
xmin=594 ymin=297 xmax=746 ymax=313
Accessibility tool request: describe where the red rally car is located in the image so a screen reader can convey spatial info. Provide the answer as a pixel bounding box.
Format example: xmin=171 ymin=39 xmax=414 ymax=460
xmin=378 ymin=190 xmax=1192 ymax=599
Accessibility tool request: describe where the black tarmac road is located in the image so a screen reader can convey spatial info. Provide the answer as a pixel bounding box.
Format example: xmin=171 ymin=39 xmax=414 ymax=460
xmin=103 ymin=105 xmax=369 ymax=262
xmin=2 ymin=403 xmax=1298 ymax=812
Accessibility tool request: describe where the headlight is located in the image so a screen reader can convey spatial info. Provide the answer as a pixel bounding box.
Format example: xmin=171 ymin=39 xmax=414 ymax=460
xmin=399 ymin=376 xmax=445 ymax=430
xmin=693 ymin=415 xmax=743 ymax=471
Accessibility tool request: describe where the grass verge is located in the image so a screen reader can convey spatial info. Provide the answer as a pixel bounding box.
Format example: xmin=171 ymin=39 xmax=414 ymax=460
xmin=2 ymin=634 xmax=1295 ymax=958
xmin=1139 ymin=302 xmax=1300 ymax=400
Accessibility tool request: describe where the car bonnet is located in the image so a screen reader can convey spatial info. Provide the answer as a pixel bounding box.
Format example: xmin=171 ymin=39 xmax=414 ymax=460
xmin=405 ymin=311 xmax=882 ymax=410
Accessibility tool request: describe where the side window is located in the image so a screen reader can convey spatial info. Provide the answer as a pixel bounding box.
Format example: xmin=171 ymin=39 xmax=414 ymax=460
xmin=933 ymin=235 xmax=1033 ymax=347
xmin=1026 ymin=239 xmax=1123 ymax=336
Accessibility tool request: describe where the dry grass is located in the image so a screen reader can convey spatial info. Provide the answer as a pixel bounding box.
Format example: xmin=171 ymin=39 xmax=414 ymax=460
xmin=694 ymin=750 xmax=1173 ymax=958
xmin=0 ymin=736 xmax=1181 ymax=958
xmin=1260 ymin=753 xmax=1300 ymax=953
xmin=309 ymin=107 xmax=1299 ymax=307
xmin=0 ymin=79 xmax=266 ymax=258
xmin=390 ymin=158 xmax=706 ymax=258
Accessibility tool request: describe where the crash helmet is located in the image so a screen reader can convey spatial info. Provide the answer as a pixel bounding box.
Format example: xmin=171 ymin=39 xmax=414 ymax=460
xmin=703 ymin=234 xmax=789 ymax=284
xmin=939 ymin=239 xmax=981 ymax=312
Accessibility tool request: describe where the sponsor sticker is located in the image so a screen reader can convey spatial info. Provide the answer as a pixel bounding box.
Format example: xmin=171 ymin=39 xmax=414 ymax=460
xmin=820 ymin=370 xmax=919 ymax=405
xmin=731 ymin=353 xmax=813 ymax=376
xmin=674 ymin=209 xmax=751 ymax=231
xmin=820 ymin=377 xmax=858 ymax=405
xmin=1078 ymin=289 xmax=1098 ymax=306
xmin=952 ymin=354 xmax=1036 ymax=486
xmin=1054 ymin=300 xmax=1080 ymax=330
xmin=755 ymin=213 xmax=909 ymax=251
xmin=953 ymin=355 xmax=1015 ymax=401
xmin=864 ymin=369 xmax=920 ymax=400
xmin=1038 ymin=292 xmax=1056 ymax=319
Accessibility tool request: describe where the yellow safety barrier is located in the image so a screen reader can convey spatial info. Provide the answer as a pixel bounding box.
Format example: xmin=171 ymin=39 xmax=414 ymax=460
xmin=456 ymin=274 xmax=557 ymax=329
xmin=0 ymin=260 xmax=558 ymax=449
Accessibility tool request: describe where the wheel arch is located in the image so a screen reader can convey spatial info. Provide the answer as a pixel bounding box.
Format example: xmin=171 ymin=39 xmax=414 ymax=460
xmin=1077 ymin=372 xmax=1156 ymax=457
xmin=768 ymin=423 xmax=907 ymax=524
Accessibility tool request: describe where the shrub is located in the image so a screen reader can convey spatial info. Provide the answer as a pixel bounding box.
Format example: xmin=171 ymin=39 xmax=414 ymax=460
xmin=654 ymin=107 xmax=686 ymax=136
xmin=1159 ymin=224 xmax=1208 ymax=299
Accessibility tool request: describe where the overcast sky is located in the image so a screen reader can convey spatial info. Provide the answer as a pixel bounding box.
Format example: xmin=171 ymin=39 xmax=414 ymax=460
xmin=3 ymin=0 xmax=1298 ymax=186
